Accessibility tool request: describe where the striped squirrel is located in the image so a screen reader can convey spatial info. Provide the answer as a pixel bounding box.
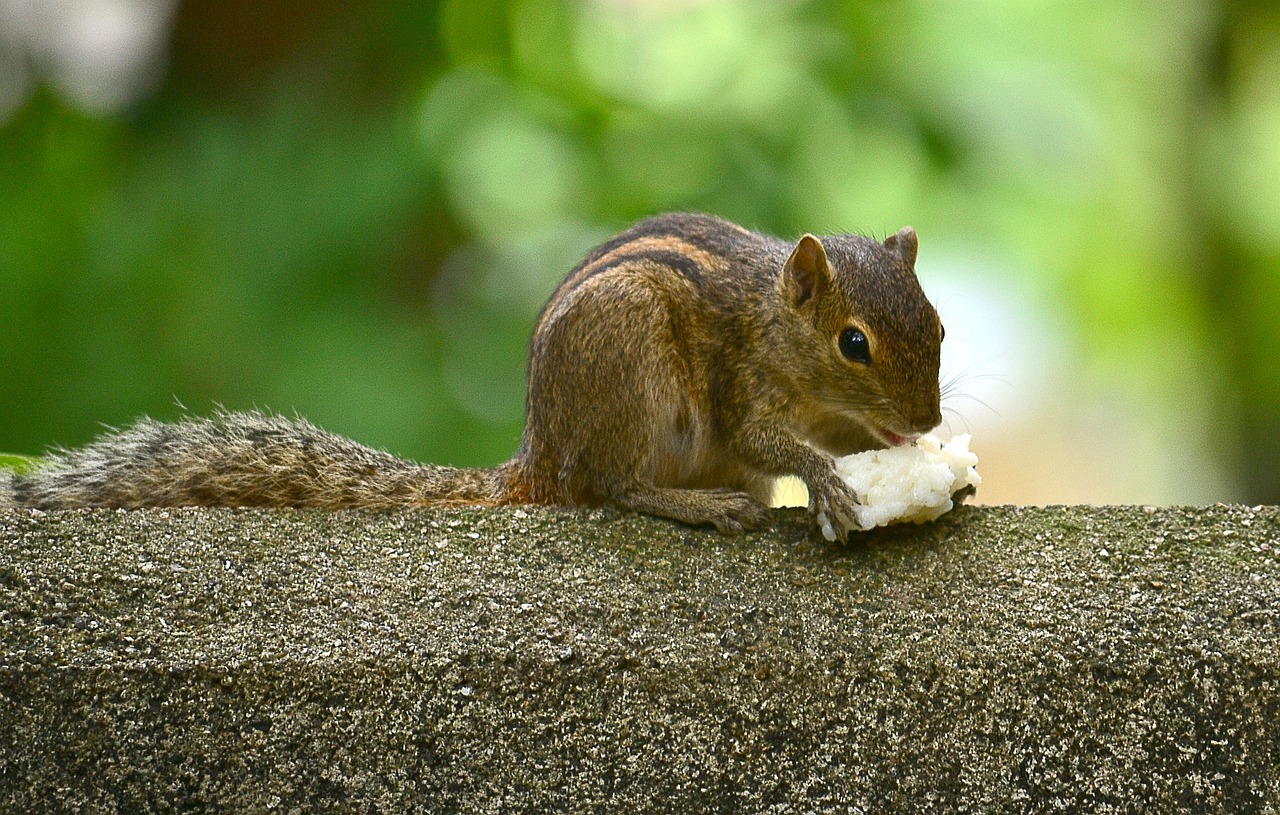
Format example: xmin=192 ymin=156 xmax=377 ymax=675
xmin=2 ymin=213 xmax=943 ymax=539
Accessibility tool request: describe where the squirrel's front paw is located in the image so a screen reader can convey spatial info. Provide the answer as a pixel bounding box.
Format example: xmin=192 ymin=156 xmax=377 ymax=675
xmin=807 ymin=472 xmax=863 ymax=542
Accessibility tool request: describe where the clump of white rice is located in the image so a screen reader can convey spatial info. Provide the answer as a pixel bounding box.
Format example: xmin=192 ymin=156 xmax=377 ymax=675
xmin=827 ymin=433 xmax=980 ymax=537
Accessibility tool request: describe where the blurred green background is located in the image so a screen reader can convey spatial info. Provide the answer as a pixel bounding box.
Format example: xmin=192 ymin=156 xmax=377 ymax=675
xmin=2 ymin=0 xmax=1278 ymax=505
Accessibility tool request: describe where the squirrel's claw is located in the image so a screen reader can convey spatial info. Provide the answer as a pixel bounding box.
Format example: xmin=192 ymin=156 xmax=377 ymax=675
xmin=808 ymin=472 xmax=862 ymax=542
xmin=815 ymin=511 xmax=838 ymax=542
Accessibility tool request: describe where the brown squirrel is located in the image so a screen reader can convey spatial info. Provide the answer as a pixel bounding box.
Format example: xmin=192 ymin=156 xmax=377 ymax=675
xmin=2 ymin=213 xmax=943 ymax=539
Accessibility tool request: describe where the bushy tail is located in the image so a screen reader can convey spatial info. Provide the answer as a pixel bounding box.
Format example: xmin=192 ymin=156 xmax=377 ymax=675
xmin=3 ymin=411 xmax=524 ymax=511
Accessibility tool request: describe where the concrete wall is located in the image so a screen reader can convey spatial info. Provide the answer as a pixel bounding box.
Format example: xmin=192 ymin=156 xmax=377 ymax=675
xmin=2 ymin=504 xmax=1278 ymax=813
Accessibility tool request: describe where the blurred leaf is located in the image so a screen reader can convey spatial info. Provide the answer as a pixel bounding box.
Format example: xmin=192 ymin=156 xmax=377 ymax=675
xmin=0 ymin=0 xmax=1277 ymax=502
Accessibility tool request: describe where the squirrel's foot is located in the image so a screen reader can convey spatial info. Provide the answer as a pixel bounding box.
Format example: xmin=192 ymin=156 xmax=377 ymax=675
xmin=613 ymin=485 xmax=771 ymax=535
xmin=806 ymin=471 xmax=863 ymax=542
xmin=698 ymin=488 xmax=772 ymax=535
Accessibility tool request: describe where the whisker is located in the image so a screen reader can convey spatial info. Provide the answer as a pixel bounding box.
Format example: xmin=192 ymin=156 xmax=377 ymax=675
xmin=940 ymin=371 xmax=1009 ymax=399
xmin=939 ymin=408 xmax=975 ymax=435
xmin=943 ymin=392 xmax=1001 ymax=417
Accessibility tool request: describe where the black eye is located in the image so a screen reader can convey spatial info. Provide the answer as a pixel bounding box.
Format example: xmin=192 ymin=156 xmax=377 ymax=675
xmin=940 ymin=324 xmax=946 ymax=342
xmin=838 ymin=327 xmax=871 ymax=364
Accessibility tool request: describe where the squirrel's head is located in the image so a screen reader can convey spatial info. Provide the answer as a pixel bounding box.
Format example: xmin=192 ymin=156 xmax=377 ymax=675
xmin=777 ymin=226 xmax=943 ymax=448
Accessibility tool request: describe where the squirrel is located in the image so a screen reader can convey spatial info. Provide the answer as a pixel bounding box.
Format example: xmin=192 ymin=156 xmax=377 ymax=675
xmin=2 ymin=213 xmax=943 ymax=540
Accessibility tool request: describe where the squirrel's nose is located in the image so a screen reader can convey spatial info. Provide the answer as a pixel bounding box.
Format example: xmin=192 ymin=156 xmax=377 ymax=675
xmin=908 ymin=404 xmax=942 ymax=435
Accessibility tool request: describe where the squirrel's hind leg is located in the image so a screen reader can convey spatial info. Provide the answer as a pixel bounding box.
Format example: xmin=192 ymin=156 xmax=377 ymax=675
xmin=611 ymin=485 xmax=770 ymax=534
xmin=523 ymin=272 xmax=770 ymax=532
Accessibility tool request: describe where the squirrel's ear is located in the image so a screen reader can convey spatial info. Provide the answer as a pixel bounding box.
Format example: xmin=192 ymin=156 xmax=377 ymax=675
xmin=883 ymin=226 xmax=918 ymax=267
xmin=782 ymin=234 xmax=830 ymax=308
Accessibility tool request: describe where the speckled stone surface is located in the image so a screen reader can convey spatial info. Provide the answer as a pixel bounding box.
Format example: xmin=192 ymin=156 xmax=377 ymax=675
xmin=1 ymin=504 xmax=1278 ymax=813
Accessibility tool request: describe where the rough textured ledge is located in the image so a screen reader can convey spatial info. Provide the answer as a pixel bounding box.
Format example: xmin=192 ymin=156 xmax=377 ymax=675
xmin=1 ymin=504 xmax=1278 ymax=813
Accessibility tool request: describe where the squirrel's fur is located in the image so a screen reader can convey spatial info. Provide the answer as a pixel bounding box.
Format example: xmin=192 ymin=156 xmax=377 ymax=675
xmin=3 ymin=213 xmax=943 ymax=538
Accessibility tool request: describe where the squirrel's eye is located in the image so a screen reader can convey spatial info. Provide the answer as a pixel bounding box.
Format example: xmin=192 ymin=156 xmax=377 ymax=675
xmin=838 ymin=327 xmax=871 ymax=364
xmin=940 ymin=324 xmax=946 ymax=342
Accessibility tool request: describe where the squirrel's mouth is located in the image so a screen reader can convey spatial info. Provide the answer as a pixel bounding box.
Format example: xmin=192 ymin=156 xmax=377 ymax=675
xmin=840 ymin=409 xmax=919 ymax=448
xmin=858 ymin=421 xmax=914 ymax=448
xmin=877 ymin=428 xmax=912 ymax=447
